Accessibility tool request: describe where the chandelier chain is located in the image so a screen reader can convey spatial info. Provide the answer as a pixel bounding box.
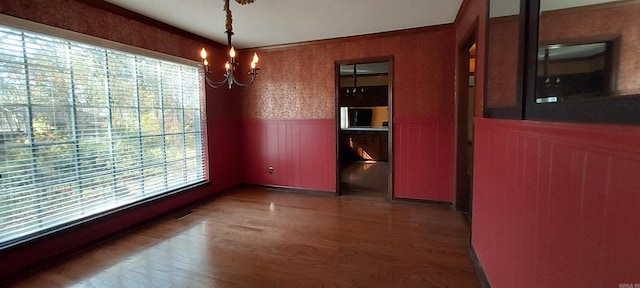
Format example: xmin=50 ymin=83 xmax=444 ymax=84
xmin=224 ymin=0 xmax=256 ymax=32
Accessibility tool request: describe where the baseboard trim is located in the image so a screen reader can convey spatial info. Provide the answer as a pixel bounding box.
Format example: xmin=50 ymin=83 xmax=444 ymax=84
xmin=249 ymin=184 xmax=336 ymax=197
xmin=469 ymin=244 xmax=491 ymax=288
xmin=393 ymin=197 xmax=453 ymax=206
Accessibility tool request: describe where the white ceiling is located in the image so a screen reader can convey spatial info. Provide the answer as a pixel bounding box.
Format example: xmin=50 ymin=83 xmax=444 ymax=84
xmin=490 ymin=0 xmax=623 ymax=17
xmin=102 ymin=0 xmax=463 ymax=49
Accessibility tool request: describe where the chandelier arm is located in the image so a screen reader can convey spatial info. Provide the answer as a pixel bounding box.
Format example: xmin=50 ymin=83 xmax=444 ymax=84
xmin=231 ymin=71 xmax=258 ymax=88
xmin=205 ymin=73 xmax=230 ymax=88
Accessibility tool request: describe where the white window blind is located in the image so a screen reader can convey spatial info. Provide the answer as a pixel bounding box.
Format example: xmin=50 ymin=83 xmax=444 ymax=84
xmin=0 ymin=23 xmax=205 ymax=248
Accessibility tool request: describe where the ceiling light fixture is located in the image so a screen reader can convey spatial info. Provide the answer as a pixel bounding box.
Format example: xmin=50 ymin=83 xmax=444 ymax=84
xmin=346 ymin=64 xmax=364 ymax=95
xmin=200 ymin=0 xmax=259 ymax=89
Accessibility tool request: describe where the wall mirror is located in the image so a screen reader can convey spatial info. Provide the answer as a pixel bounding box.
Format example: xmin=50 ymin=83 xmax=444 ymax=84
xmin=526 ymin=0 xmax=640 ymax=124
xmin=536 ymin=41 xmax=616 ymax=103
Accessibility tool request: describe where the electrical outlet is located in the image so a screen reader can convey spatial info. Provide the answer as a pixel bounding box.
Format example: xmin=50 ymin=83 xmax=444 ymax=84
xmin=268 ymin=166 xmax=274 ymax=174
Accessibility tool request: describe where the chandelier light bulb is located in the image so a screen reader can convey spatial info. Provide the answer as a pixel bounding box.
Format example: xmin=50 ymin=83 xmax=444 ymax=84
xmin=225 ymin=61 xmax=231 ymax=70
xmin=252 ymin=53 xmax=259 ymax=64
xmin=200 ymin=48 xmax=207 ymax=59
xmin=229 ymin=47 xmax=236 ymax=58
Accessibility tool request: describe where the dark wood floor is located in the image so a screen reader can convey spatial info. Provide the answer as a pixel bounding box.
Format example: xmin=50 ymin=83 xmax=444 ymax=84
xmin=341 ymin=161 xmax=389 ymax=199
xmin=8 ymin=186 xmax=481 ymax=287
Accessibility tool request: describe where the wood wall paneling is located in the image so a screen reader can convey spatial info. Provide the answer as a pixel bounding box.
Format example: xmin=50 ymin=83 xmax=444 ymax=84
xmin=394 ymin=119 xmax=454 ymax=201
xmin=472 ymin=118 xmax=640 ymax=287
xmin=207 ymin=122 xmax=243 ymax=191
xmin=242 ymin=119 xmax=335 ymax=192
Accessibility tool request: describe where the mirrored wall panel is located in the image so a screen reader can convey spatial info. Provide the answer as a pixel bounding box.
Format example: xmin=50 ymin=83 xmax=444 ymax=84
xmin=536 ymin=0 xmax=639 ymax=103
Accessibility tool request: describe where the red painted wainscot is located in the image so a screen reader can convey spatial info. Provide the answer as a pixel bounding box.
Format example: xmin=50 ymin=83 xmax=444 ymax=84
xmin=472 ymin=118 xmax=640 ymax=288
xmin=394 ymin=118 xmax=454 ymax=202
xmin=207 ymin=121 xmax=243 ymax=191
xmin=241 ymin=119 xmax=335 ymax=192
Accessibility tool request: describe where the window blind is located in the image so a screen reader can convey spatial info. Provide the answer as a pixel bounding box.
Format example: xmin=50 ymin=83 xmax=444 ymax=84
xmin=0 ymin=23 xmax=205 ymax=248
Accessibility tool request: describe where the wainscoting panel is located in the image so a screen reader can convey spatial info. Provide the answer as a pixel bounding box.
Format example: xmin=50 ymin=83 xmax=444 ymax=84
xmin=242 ymin=119 xmax=335 ymax=192
xmin=394 ymin=118 xmax=454 ymax=201
xmin=472 ymin=118 xmax=640 ymax=288
xmin=207 ymin=121 xmax=244 ymax=191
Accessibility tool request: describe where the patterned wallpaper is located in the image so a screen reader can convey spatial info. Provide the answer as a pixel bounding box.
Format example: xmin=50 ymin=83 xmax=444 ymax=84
xmin=240 ymin=26 xmax=456 ymax=120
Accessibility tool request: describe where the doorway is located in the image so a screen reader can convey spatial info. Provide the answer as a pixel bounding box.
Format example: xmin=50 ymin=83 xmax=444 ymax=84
xmin=335 ymin=58 xmax=393 ymax=200
xmin=455 ymin=32 xmax=476 ymax=221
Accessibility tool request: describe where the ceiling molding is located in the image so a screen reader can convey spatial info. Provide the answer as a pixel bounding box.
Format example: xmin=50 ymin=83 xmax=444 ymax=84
xmin=243 ymin=23 xmax=455 ymax=53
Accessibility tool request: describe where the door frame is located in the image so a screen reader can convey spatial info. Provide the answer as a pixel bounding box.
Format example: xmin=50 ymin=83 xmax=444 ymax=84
xmin=455 ymin=23 xmax=478 ymax=219
xmin=334 ymin=56 xmax=394 ymax=200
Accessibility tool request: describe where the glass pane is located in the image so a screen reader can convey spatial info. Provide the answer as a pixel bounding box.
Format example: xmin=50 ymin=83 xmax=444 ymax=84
xmin=25 ymin=34 xmax=72 ymax=106
xmin=486 ymin=0 xmax=521 ymax=110
xmin=136 ymin=57 xmax=161 ymax=108
xmin=75 ymin=107 xmax=109 ymax=139
xmin=106 ymin=52 xmax=137 ymax=107
xmin=140 ymin=108 xmax=162 ymax=135
xmin=165 ymin=134 xmax=184 ymax=162
xmin=162 ymin=62 xmax=183 ymax=109
xmin=32 ymin=107 xmax=73 ymax=142
xmin=163 ymin=109 xmax=183 ymax=134
xmin=0 ymin=105 xmax=28 ymax=144
xmin=0 ymin=147 xmax=33 ymax=191
xmin=111 ymin=108 xmax=139 ymax=137
xmin=69 ymin=44 xmax=108 ymax=107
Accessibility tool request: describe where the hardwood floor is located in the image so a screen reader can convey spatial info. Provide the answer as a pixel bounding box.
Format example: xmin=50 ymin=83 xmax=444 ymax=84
xmin=7 ymin=187 xmax=480 ymax=288
xmin=341 ymin=161 xmax=389 ymax=199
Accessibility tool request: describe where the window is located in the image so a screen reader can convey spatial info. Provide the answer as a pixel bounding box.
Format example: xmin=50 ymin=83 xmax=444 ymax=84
xmin=0 ymin=21 xmax=205 ymax=248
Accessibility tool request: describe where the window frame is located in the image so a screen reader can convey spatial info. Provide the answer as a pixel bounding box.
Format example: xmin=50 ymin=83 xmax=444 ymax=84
xmin=0 ymin=14 xmax=208 ymax=250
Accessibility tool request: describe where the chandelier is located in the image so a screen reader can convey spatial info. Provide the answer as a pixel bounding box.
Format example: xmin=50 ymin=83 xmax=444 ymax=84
xmin=200 ymin=0 xmax=259 ymax=89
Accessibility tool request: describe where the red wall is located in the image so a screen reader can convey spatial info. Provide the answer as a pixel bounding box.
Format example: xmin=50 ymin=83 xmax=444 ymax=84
xmin=242 ymin=119 xmax=334 ymax=191
xmin=240 ymin=26 xmax=457 ymax=200
xmin=394 ymin=119 xmax=453 ymax=201
xmin=0 ymin=0 xmax=242 ymax=279
xmin=473 ymin=118 xmax=640 ymax=287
